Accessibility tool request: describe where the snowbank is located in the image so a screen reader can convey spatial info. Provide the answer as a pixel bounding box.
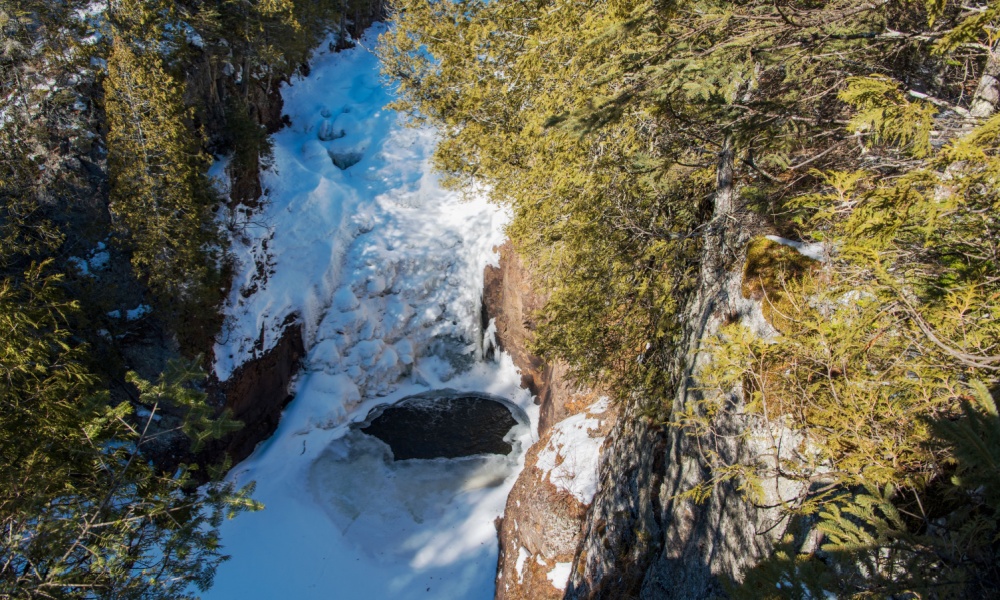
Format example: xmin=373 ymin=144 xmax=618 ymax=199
xmin=535 ymin=398 xmax=610 ymax=505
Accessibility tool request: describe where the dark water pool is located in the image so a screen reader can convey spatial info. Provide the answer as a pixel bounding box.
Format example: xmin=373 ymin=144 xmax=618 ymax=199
xmin=358 ymin=390 xmax=526 ymax=460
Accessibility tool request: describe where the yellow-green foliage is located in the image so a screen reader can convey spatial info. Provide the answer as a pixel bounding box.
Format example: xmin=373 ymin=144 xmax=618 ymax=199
xmin=0 ymin=0 xmax=368 ymax=594
xmin=0 ymin=263 xmax=260 ymax=597
xmin=381 ymin=0 xmax=1000 ymax=593
xmin=710 ymin=103 xmax=1000 ymax=504
xmin=738 ymin=382 xmax=1000 ymax=598
xmin=105 ymin=34 xmax=219 ymax=316
xmin=713 ymin=272 xmax=954 ymax=490
xmin=378 ymin=0 xmax=966 ymax=400
xmin=710 ymin=24 xmax=1000 ymax=591
xmin=839 ymin=76 xmax=937 ymax=158
xmin=380 ymin=0 xmax=706 ymax=397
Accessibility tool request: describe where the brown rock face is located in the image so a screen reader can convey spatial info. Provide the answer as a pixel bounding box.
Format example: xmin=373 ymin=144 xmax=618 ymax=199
xmin=482 ymin=241 xmax=546 ymax=390
xmin=496 ymin=435 xmax=589 ymax=600
xmin=204 ymin=322 xmax=305 ymax=465
xmin=483 ymin=241 xmax=589 ymax=432
xmin=483 ymin=240 xmax=611 ymax=599
xmin=495 ymin=403 xmax=616 ymax=600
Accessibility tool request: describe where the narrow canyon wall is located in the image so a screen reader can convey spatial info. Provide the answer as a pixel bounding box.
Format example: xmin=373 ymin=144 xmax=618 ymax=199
xmin=483 ymin=241 xmax=591 ymax=432
xmin=195 ymin=13 xmax=386 ymax=468
xmin=185 ymin=6 xmax=388 ymax=207
xmin=495 ymin=401 xmax=615 ymax=600
xmin=488 ymin=212 xmax=804 ymax=598
xmin=566 ymin=212 xmax=803 ymax=598
xmin=484 ymin=240 xmax=615 ymax=599
xmin=204 ymin=322 xmax=304 ymax=466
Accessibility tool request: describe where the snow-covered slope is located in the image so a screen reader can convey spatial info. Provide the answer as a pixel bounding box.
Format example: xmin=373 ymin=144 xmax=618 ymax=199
xmin=205 ymin=26 xmax=536 ymax=599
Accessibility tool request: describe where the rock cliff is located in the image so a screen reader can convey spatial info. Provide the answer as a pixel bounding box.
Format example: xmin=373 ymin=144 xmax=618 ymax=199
xmin=560 ymin=162 xmax=804 ymax=599
xmin=483 ymin=241 xmax=594 ymax=433
xmin=204 ymin=321 xmax=305 ymax=466
xmin=565 ymin=241 xmax=799 ymax=599
xmin=485 ymin=241 xmax=617 ymax=598
xmin=198 ymin=9 xmax=388 ymax=468
xmin=489 ymin=203 xmax=802 ymax=598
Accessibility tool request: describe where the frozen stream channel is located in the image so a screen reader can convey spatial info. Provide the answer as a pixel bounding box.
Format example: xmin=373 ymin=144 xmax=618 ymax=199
xmin=204 ymin=26 xmax=536 ymax=599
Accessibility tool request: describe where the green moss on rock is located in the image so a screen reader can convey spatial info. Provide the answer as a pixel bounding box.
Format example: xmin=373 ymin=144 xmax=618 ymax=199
xmin=741 ymin=237 xmax=818 ymax=333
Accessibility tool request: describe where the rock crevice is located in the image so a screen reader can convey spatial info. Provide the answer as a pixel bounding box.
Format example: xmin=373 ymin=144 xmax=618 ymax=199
xmin=484 ymin=241 xmax=614 ymax=599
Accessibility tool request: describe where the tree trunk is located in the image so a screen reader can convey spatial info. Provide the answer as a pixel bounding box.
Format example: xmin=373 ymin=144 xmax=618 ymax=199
xmin=970 ymin=47 xmax=1000 ymax=118
xmin=714 ymin=135 xmax=735 ymax=219
xmin=701 ymin=134 xmax=736 ymax=277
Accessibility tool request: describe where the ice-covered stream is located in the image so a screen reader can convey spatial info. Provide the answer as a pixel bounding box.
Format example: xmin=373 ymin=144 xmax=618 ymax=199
xmin=204 ymin=26 xmax=536 ymax=599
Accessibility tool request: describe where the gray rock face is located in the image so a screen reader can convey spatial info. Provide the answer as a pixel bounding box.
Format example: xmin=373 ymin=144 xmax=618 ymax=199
xmin=565 ymin=404 xmax=669 ymax=599
xmin=566 ymin=209 xmax=803 ymax=599
xmin=486 ymin=201 xmax=804 ymax=598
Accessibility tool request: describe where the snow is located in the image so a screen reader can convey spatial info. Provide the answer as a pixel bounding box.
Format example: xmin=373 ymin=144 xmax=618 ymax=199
xmin=88 ymin=246 xmax=110 ymax=270
xmin=207 ymin=155 xmax=231 ymax=199
xmin=135 ymin=406 xmax=161 ymax=422
xmin=75 ymin=1 xmax=108 ymax=46
xmin=515 ymin=547 xmax=530 ymax=583
xmin=68 ymin=241 xmax=109 ymax=277
xmin=106 ymin=305 xmax=151 ymax=321
xmin=183 ymin=24 xmax=205 ymax=48
xmin=214 ymin=25 xmax=507 ymax=385
xmin=75 ymin=1 xmax=107 ymax=19
xmin=67 ymin=257 xmax=88 ymax=275
xmin=535 ymin=398 xmax=610 ymax=505
xmin=203 ymin=26 xmax=536 ymax=600
xmin=764 ymin=235 xmax=826 ymax=262
xmin=546 ymin=562 xmax=572 ymax=591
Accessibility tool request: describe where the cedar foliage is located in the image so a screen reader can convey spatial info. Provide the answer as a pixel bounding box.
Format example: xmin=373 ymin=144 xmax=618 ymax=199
xmin=0 ymin=0 xmax=383 ymax=596
xmin=0 ymin=263 xmax=260 ymax=597
xmin=380 ymin=0 xmax=709 ymax=397
xmin=104 ymin=32 xmax=219 ymax=316
xmin=382 ymin=0 xmax=1000 ymax=595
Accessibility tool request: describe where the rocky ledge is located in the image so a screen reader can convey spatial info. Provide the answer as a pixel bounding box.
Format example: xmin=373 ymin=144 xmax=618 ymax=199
xmin=483 ymin=240 xmax=618 ymax=598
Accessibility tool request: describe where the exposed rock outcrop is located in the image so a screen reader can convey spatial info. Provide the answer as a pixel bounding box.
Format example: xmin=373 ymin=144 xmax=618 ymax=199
xmin=205 ymin=322 xmax=305 ymax=465
xmin=496 ymin=400 xmax=615 ymax=600
xmin=483 ymin=241 xmax=590 ymax=432
xmin=359 ymin=391 xmax=525 ymax=460
xmin=566 ymin=196 xmax=802 ymax=597
xmin=484 ymin=241 xmax=613 ymax=599
xmin=488 ymin=174 xmax=803 ymax=598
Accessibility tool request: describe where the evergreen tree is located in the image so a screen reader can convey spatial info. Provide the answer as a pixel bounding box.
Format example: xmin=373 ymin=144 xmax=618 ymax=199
xmin=0 ymin=2 xmax=292 ymax=595
xmin=0 ymin=262 xmax=259 ymax=598
xmin=104 ymin=30 xmax=221 ymax=319
xmin=383 ymin=0 xmax=1000 ymax=594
